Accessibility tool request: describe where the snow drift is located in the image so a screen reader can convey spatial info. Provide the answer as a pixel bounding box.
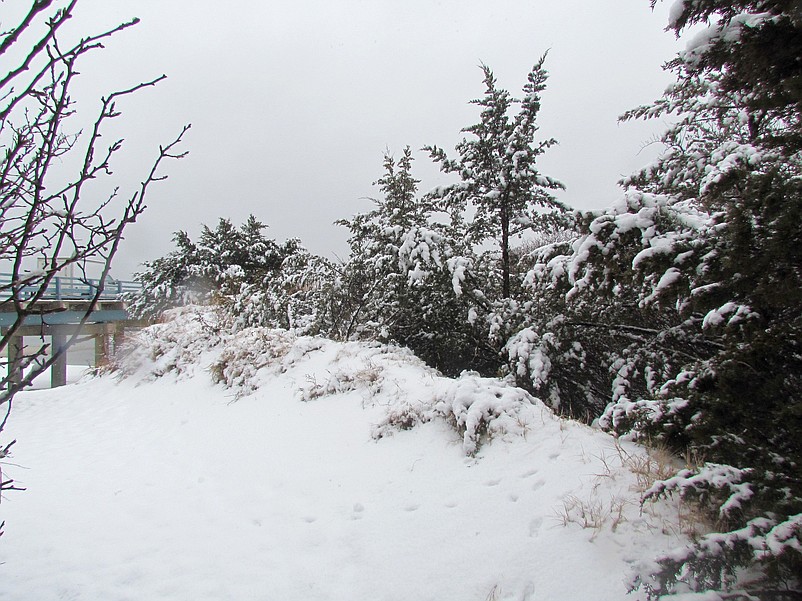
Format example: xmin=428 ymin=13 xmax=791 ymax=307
xmin=0 ymin=308 xmax=693 ymax=600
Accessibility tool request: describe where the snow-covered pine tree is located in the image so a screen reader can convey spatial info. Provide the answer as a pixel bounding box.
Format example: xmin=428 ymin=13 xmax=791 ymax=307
xmin=424 ymin=55 xmax=566 ymax=300
xmin=336 ymin=148 xmax=496 ymax=374
xmin=232 ymin=238 xmax=340 ymax=335
xmin=127 ymin=230 xmax=203 ymax=320
xmin=517 ymin=2 xmax=802 ymax=597
xmin=335 ymin=147 xmax=426 ymax=340
xmin=129 ymin=216 xmax=289 ymax=319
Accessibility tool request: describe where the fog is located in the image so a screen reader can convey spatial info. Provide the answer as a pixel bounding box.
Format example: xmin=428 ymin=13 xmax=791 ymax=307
xmin=57 ymin=0 xmax=682 ymax=277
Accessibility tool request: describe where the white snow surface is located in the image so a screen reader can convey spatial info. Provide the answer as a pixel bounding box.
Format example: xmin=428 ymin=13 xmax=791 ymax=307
xmin=0 ymin=310 xmax=691 ymax=600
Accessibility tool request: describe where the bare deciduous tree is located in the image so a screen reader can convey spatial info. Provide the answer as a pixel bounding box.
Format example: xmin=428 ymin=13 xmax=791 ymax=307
xmin=0 ymin=0 xmax=189 ymax=524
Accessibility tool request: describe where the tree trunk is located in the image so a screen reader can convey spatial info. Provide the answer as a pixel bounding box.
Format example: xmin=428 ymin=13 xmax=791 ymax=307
xmin=501 ymin=202 xmax=510 ymax=298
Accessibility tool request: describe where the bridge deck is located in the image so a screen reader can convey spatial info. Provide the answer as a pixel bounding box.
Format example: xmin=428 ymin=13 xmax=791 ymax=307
xmin=2 ymin=274 xmax=144 ymax=387
xmin=1 ymin=273 xmax=140 ymax=303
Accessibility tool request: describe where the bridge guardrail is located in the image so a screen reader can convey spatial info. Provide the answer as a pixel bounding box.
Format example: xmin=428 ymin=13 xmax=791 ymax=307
xmin=0 ymin=273 xmax=141 ymax=302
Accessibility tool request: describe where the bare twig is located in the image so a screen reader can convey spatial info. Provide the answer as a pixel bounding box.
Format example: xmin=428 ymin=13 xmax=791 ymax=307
xmin=0 ymin=2 xmax=187 ymax=442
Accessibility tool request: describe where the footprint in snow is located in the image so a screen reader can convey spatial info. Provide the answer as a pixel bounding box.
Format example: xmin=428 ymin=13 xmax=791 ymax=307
xmin=529 ymin=517 xmax=544 ymax=537
xmin=531 ymin=479 xmax=545 ymax=492
xmin=485 ymin=479 xmax=501 ymax=487
xmin=520 ymin=469 xmax=539 ymax=478
xmin=521 ymin=581 xmax=536 ymax=601
xmin=404 ymin=504 xmax=419 ymax=512
xmin=444 ymin=500 xmax=458 ymax=509
xmin=302 ymin=516 xmax=317 ymax=523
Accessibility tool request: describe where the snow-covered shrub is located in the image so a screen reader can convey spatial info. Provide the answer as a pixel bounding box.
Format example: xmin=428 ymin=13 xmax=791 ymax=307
xmin=231 ymin=243 xmax=343 ymax=337
xmin=118 ymin=309 xmax=542 ymax=456
xmin=432 ymin=373 xmax=538 ymax=455
xmin=209 ymin=328 xmax=295 ymax=397
xmin=373 ymin=371 xmax=539 ymax=456
xmin=128 ymin=216 xmax=308 ymax=321
xmin=505 ymin=327 xmax=555 ymax=391
xmin=115 ymin=306 xmax=224 ymax=380
xmin=297 ymin=357 xmax=385 ymax=402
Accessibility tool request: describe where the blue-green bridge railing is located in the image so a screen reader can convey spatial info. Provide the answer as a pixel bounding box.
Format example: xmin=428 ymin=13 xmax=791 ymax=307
xmin=0 ymin=273 xmax=141 ymax=303
xmin=1 ymin=273 xmax=143 ymax=388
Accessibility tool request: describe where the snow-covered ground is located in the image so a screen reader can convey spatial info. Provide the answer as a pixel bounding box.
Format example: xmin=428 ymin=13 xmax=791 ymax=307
xmin=26 ymin=364 xmax=91 ymax=390
xmin=0 ymin=311 xmax=692 ymax=600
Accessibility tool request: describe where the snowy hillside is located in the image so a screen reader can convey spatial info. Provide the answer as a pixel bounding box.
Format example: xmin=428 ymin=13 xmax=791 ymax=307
xmin=0 ymin=309 xmax=693 ymax=600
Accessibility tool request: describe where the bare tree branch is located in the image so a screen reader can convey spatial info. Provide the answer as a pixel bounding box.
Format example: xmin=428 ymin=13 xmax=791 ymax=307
xmin=0 ymin=0 xmax=188 ymax=515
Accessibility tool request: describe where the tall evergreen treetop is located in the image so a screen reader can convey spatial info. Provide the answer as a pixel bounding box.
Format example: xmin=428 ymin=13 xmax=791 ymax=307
xmin=425 ymin=55 xmax=566 ymax=298
xmin=373 ymin=146 xmax=425 ymax=231
xmin=658 ymin=0 xmax=802 ymax=148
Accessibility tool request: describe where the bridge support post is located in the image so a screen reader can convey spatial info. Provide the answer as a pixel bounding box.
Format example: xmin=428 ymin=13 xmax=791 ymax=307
xmin=6 ymin=335 xmax=24 ymax=386
xmin=94 ymin=330 xmax=106 ymax=367
xmin=51 ymin=328 xmax=68 ymax=388
xmin=94 ymin=324 xmax=117 ymax=367
xmin=112 ymin=326 xmax=125 ymax=359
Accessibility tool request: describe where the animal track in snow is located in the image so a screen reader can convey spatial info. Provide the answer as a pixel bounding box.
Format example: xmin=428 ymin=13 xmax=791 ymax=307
xmin=528 ymin=517 xmax=544 ymax=537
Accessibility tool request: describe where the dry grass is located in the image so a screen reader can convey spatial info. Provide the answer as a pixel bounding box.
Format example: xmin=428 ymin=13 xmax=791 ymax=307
xmin=300 ymin=359 xmax=383 ymax=401
xmin=554 ymin=437 xmax=709 ymax=541
xmin=555 ymin=493 xmax=632 ymax=540
xmin=615 ymin=440 xmax=709 ymax=540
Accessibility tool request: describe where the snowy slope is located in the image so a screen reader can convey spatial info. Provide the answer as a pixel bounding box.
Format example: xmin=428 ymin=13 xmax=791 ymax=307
xmin=0 ymin=311 xmax=691 ymax=600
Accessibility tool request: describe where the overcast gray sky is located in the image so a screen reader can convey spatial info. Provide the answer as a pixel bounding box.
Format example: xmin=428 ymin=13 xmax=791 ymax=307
xmin=61 ymin=0 xmax=683 ymax=277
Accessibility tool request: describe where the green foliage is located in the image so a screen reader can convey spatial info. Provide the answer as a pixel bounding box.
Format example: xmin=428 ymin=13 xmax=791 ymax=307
xmin=424 ymin=56 xmax=567 ymax=299
xmin=336 ymin=147 xmax=498 ymax=375
xmin=341 ymin=59 xmax=572 ymax=377
xmin=129 ymin=216 xmax=293 ymax=319
xmin=335 ymin=147 xmax=427 ymax=340
xmin=503 ymin=2 xmax=802 ymax=597
xmin=336 ymin=60 xmax=572 ymax=376
xmin=659 ymin=0 xmax=802 ymax=130
xmin=232 ymin=241 xmax=343 ymax=336
xmin=123 ymin=9 xmax=802 ymax=598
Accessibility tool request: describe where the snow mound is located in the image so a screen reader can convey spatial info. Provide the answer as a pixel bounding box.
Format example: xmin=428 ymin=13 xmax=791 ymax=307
xmin=121 ymin=307 xmax=544 ymax=455
xmin=0 ymin=309 xmax=695 ymax=601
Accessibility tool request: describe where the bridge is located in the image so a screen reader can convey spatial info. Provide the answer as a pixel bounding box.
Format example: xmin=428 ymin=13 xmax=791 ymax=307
xmin=1 ymin=274 xmax=143 ymax=388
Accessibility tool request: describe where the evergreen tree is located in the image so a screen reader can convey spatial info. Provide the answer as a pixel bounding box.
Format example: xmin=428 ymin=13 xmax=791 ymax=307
xmin=662 ymin=0 xmax=802 ymax=138
xmin=232 ymin=238 xmax=341 ymax=335
xmin=337 ymin=148 xmax=496 ymax=374
xmin=335 ymin=147 xmax=427 ymax=340
xmin=424 ymin=56 xmax=566 ymax=299
xmin=127 ymin=230 xmax=204 ymax=319
xmin=510 ymin=3 xmax=802 ymax=597
xmin=129 ymin=216 xmax=289 ymax=319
